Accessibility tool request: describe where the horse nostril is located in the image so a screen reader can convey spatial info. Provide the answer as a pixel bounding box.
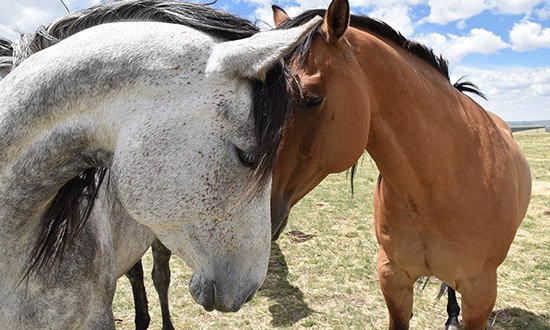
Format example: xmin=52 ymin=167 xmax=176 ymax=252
xmin=190 ymin=273 xmax=261 ymax=312
xmin=189 ymin=274 xmax=215 ymax=311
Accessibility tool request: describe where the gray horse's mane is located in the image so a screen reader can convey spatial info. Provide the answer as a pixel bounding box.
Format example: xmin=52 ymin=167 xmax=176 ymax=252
xmin=0 ymin=39 xmax=13 ymax=76
xmin=1 ymin=0 xmax=292 ymax=280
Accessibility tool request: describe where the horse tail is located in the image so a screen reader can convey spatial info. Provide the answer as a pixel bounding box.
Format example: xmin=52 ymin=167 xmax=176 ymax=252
xmin=347 ymin=153 xmax=367 ymax=199
xmin=416 ymin=276 xmax=431 ymax=292
xmin=20 ymin=167 xmax=108 ymax=283
xmin=436 ymin=282 xmax=448 ymax=301
xmin=348 ymin=162 xmax=358 ymax=198
xmin=453 ymin=76 xmax=487 ymax=100
xmin=417 ymin=277 xmax=448 ymax=302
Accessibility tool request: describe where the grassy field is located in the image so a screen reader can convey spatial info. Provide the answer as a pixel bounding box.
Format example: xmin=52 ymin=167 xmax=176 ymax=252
xmin=113 ymin=133 xmax=550 ymax=329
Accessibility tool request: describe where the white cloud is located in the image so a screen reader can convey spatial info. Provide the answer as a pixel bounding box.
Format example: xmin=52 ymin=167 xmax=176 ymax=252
xmin=510 ymin=20 xmax=550 ymax=51
xmin=259 ymin=0 xmax=424 ymax=36
xmin=242 ymin=0 xmax=328 ymax=29
xmin=366 ymin=3 xmax=415 ymax=36
xmin=425 ymin=0 xmax=487 ymax=25
xmin=349 ymin=0 xmax=424 ymax=37
xmin=536 ymin=3 xmax=550 ymax=19
xmin=489 ymin=0 xmax=542 ymax=15
xmin=452 ymin=65 xmax=550 ymax=121
xmin=456 ymin=20 xmax=468 ymax=30
xmin=423 ymin=0 xmax=544 ymax=25
xmin=0 ymin=0 xmax=100 ymax=40
xmin=414 ymin=28 xmax=509 ymax=66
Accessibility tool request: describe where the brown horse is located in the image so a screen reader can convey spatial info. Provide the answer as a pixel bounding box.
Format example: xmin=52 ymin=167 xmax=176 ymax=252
xmin=271 ymin=1 xmax=532 ymax=329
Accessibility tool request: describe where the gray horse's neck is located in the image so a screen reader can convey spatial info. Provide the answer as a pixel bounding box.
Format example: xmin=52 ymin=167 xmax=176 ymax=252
xmin=0 ymin=49 xmax=120 ymax=224
xmin=0 ymin=48 xmax=115 ymax=280
xmin=0 ymin=22 xmax=209 ymax=276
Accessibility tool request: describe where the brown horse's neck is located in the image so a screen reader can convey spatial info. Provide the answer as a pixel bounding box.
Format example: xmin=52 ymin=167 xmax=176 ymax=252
xmin=353 ymin=30 xmax=503 ymax=196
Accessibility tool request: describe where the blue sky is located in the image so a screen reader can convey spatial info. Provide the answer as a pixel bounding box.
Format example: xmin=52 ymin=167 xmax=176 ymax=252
xmin=1 ymin=0 xmax=549 ymax=121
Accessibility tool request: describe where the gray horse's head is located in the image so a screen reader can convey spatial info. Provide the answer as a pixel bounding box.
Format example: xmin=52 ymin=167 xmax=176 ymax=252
xmin=106 ymin=18 xmax=322 ymax=312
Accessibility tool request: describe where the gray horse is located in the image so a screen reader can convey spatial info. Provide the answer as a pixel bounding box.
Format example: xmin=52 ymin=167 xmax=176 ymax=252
xmin=0 ymin=0 xmax=321 ymax=328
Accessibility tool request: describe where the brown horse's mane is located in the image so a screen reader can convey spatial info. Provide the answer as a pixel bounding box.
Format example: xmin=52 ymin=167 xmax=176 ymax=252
xmin=279 ymin=9 xmax=486 ymax=99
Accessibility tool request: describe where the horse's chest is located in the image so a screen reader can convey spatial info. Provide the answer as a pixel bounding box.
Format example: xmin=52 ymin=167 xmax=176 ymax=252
xmin=376 ymin=206 xmax=483 ymax=281
xmin=374 ymin=194 xmax=451 ymax=277
xmin=375 ymin=216 xmax=432 ymax=275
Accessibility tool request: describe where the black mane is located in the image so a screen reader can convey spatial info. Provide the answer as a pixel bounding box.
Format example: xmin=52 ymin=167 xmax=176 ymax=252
xmin=0 ymin=38 xmax=12 ymax=56
xmin=279 ymin=9 xmax=485 ymax=99
xmin=12 ymin=0 xmax=291 ymax=278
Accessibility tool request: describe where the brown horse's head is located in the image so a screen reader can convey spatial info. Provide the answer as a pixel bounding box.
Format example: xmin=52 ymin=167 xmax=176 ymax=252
xmin=271 ymin=0 xmax=370 ymax=239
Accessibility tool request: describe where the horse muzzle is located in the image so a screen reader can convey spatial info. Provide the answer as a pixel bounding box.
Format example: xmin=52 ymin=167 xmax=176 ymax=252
xmin=189 ymin=271 xmax=260 ymax=312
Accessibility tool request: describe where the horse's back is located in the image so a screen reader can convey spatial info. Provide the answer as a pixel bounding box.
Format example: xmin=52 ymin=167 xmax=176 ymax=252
xmin=446 ymin=103 xmax=531 ymax=254
xmin=487 ymin=110 xmax=532 ymax=224
xmin=457 ymin=100 xmax=531 ymax=227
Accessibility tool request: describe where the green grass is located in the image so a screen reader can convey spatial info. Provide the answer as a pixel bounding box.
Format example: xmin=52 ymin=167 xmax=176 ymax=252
xmin=113 ymin=134 xmax=550 ymax=329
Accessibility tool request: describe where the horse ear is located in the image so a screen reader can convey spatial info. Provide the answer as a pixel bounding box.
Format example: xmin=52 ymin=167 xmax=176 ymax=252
xmin=323 ymin=0 xmax=350 ymax=43
xmin=206 ymin=16 xmax=322 ymax=81
xmin=272 ymin=5 xmax=290 ymax=28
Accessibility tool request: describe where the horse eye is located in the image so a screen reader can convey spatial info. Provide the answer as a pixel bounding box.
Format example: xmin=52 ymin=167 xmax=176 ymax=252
xmin=301 ymin=95 xmax=324 ymax=109
xmin=236 ymin=147 xmax=255 ymax=167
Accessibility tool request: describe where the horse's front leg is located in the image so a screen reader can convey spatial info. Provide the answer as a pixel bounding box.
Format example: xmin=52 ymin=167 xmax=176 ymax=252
xmin=458 ymin=268 xmax=497 ymax=330
xmin=445 ymin=286 xmax=460 ymax=330
xmin=152 ymin=239 xmax=174 ymax=330
xmin=377 ymin=248 xmax=415 ymax=330
xmin=126 ymin=259 xmax=150 ymax=330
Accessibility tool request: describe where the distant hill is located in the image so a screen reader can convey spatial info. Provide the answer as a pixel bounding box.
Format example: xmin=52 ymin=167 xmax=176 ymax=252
xmin=507 ymin=120 xmax=550 ymax=127
xmin=507 ymin=120 xmax=550 ymax=133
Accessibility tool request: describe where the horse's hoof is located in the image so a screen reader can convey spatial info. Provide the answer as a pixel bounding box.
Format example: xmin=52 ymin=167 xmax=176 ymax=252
xmin=445 ymin=323 xmax=461 ymax=330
